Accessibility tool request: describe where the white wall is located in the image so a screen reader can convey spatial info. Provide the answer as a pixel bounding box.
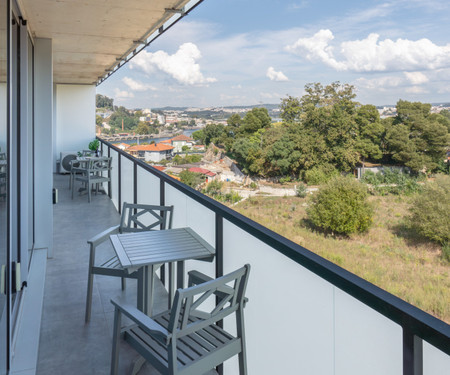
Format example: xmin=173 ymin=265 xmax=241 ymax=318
xmin=55 ymin=84 xmax=95 ymax=171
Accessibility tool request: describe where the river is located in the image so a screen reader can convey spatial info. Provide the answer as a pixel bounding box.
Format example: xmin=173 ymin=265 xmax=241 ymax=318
xmin=117 ymin=129 xmax=198 ymax=145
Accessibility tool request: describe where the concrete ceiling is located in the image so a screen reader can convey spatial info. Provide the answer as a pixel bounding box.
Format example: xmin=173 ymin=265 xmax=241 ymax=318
xmin=18 ymin=0 xmax=196 ymax=85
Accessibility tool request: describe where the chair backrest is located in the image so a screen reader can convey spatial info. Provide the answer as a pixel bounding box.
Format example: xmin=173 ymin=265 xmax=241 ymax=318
xmin=119 ymin=202 xmax=174 ymax=233
xmin=90 ymin=156 xmax=112 ymax=172
xmin=168 ymin=264 xmax=250 ymax=339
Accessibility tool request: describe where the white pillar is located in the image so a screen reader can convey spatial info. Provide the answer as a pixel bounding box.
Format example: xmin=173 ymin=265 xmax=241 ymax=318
xmin=33 ymin=38 xmax=53 ymax=257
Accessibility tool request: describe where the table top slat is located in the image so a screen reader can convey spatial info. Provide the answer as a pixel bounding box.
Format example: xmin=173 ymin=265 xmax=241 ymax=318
xmin=110 ymin=227 xmax=215 ymax=269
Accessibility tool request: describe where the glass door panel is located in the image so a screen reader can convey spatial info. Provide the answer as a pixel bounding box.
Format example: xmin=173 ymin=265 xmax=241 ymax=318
xmin=0 ymin=0 xmax=8 ymax=373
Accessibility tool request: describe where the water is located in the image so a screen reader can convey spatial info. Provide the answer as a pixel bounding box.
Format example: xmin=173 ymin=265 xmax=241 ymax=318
xmin=117 ymin=129 xmax=198 ymax=145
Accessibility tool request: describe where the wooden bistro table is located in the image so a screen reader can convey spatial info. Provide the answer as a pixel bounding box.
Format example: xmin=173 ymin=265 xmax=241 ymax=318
xmin=110 ymin=227 xmax=215 ymax=316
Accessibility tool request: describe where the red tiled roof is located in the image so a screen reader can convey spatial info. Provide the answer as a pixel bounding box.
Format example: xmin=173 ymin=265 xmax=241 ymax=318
xmin=128 ymin=144 xmax=174 ymax=152
xmin=188 ymin=167 xmax=216 ymax=177
xmin=171 ymin=134 xmax=194 ymax=142
xmin=160 ymin=139 xmax=171 ymax=144
xmin=152 ymin=165 xmax=166 ymax=171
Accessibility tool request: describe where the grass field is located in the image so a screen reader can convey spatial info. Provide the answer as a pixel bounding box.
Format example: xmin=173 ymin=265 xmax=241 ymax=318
xmin=233 ymin=194 xmax=450 ymax=323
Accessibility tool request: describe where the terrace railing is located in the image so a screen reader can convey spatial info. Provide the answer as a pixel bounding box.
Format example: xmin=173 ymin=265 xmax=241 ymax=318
xmin=99 ymin=137 xmax=450 ymax=375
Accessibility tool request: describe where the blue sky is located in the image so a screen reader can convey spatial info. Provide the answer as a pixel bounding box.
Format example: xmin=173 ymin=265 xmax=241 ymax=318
xmin=97 ymin=0 xmax=450 ymax=108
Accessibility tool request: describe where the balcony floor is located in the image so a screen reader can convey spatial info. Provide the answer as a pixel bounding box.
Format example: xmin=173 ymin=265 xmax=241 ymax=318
xmin=36 ymin=174 xmax=171 ymax=374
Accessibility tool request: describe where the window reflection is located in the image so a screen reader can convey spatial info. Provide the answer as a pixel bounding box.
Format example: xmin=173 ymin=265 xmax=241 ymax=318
xmin=0 ymin=0 xmax=7 ymax=373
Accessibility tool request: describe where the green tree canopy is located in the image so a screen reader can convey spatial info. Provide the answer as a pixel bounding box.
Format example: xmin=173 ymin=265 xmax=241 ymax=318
xmin=386 ymin=100 xmax=449 ymax=172
xmin=96 ymin=94 xmax=114 ymax=109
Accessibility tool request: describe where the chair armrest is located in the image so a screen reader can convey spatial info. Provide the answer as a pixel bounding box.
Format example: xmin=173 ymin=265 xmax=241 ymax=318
xmin=188 ymin=270 xmax=249 ymax=306
xmin=111 ymin=300 xmax=170 ymax=345
xmin=188 ymin=270 xmax=213 ymax=285
xmin=87 ymin=225 xmax=120 ymax=248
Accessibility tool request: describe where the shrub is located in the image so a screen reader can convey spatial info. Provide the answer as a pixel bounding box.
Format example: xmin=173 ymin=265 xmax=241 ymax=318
xmin=179 ymin=170 xmax=204 ymax=188
xmin=204 ymin=180 xmax=223 ymax=196
xmin=408 ymin=175 xmax=450 ymax=245
xmin=362 ymin=168 xmax=421 ymax=196
xmin=279 ymin=176 xmax=291 ymax=184
xmin=303 ymin=165 xmax=338 ymax=185
xmin=442 ymin=243 xmax=450 ymax=263
xmin=307 ymin=176 xmax=373 ymax=235
xmin=296 ymin=183 xmax=308 ymax=198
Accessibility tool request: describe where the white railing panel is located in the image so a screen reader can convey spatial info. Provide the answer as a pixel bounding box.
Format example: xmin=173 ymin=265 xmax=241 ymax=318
xmin=423 ymin=341 xmax=450 ymax=374
xmin=110 ymin=149 xmax=119 ymax=211
xmin=165 ymin=183 xmax=188 ymax=228
xmin=120 ymin=157 xmax=134 ymax=207
xmin=99 ymin=147 xmax=109 ymax=196
xmin=223 ymin=220 xmax=335 ymax=375
xmin=184 ymin=196 xmax=216 ymax=283
xmin=334 ymin=288 xmax=402 ymax=375
xmin=136 ymin=166 xmax=161 ymax=206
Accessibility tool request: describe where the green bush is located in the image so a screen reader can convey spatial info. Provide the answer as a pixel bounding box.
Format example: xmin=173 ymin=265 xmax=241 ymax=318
xmin=204 ymin=180 xmax=223 ymax=196
xmin=408 ymin=175 xmax=450 ymax=245
xmin=362 ymin=168 xmax=421 ymax=195
xmin=307 ymin=176 xmax=373 ymax=235
xmin=303 ymin=165 xmax=338 ymax=185
xmin=296 ymin=183 xmax=308 ymax=198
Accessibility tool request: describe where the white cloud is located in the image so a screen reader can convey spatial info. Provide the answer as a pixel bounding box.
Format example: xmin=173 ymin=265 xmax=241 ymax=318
xmin=405 ymin=86 xmax=428 ymax=94
xmin=286 ymin=29 xmax=450 ymax=73
xmin=113 ymin=88 xmax=134 ymax=100
xmin=355 ymin=76 xmax=404 ymax=89
xmin=404 ymin=71 xmax=429 ymax=85
xmin=266 ymin=67 xmax=289 ymax=81
xmin=260 ymin=92 xmax=282 ymax=99
xmin=130 ymin=42 xmax=217 ymax=85
xmin=122 ymin=77 xmax=156 ymax=91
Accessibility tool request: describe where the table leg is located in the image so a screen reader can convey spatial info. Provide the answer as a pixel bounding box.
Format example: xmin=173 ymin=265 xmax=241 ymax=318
xmin=177 ymin=261 xmax=185 ymax=289
xmin=168 ymin=263 xmax=175 ymax=309
xmin=145 ymin=264 xmax=155 ymax=316
xmin=137 ymin=268 xmax=144 ymax=312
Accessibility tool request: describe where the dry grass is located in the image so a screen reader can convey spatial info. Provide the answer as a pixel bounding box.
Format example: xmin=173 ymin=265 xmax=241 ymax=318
xmin=233 ymin=194 xmax=450 ymax=323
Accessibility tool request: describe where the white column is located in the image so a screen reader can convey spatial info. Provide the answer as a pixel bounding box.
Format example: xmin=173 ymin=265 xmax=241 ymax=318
xmin=55 ymin=84 xmax=95 ymax=163
xmin=33 ymin=38 xmax=53 ymax=257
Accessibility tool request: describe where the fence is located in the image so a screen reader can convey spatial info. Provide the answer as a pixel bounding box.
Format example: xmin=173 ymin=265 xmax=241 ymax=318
xmin=99 ymin=138 xmax=450 ymax=375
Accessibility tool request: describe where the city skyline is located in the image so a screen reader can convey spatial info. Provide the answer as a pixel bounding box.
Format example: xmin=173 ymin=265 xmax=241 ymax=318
xmin=97 ymin=0 xmax=450 ymax=108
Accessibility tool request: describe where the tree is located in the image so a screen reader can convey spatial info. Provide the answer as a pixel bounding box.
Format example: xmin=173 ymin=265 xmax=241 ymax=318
xmin=136 ymin=122 xmax=150 ymax=135
xmin=96 ymin=94 xmax=114 ymax=109
xmin=96 ymin=115 xmax=103 ymax=126
xmin=355 ymin=105 xmax=385 ymax=162
xmin=179 ymin=170 xmax=204 ymax=188
xmin=238 ymin=108 xmax=271 ymax=135
xmin=192 ymin=129 xmax=206 ymax=144
xmin=386 ymin=100 xmax=449 ymax=173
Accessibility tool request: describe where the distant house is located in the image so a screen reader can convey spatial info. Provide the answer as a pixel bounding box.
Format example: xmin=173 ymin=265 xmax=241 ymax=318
xmin=128 ymin=144 xmax=174 ymax=162
xmin=112 ymin=143 xmax=130 ymax=151
xmin=162 ymin=134 xmax=195 ymax=153
xmin=188 ymin=167 xmax=217 ymax=183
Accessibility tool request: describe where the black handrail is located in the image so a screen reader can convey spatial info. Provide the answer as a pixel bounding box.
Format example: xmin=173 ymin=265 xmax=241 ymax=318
xmin=98 ymin=137 xmax=450 ymax=360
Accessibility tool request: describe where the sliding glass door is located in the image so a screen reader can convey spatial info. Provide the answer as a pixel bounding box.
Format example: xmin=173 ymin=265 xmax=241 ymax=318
xmin=0 ymin=0 xmax=8 ymax=373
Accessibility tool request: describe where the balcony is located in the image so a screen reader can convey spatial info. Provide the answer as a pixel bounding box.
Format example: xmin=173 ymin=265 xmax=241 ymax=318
xmin=35 ymin=140 xmax=450 ymax=375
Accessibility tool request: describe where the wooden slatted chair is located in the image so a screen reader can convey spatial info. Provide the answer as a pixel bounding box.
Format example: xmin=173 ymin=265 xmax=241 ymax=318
xmin=72 ymin=156 xmax=112 ymax=202
xmin=85 ymin=202 xmax=174 ymax=322
xmin=110 ymin=264 xmax=250 ymax=375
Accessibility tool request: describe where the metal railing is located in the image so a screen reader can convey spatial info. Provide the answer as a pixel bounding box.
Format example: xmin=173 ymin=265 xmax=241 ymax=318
xmin=99 ymin=137 xmax=450 ymax=375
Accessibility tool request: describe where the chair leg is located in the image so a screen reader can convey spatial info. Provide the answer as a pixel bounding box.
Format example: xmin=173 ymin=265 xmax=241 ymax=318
xmin=72 ymin=179 xmax=75 ymax=200
xmin=121 ymin=277 xmax=126 ymax=291
xmin=237 ymin=308 xmax=248 ymax=375
xmin=85 ymin=269 xmax=94 ymax=323
xmin=88 ymin=182 xmax=91 ymax=203
xmin=85 ymin=243 xmax=96 ymax=323
xmin=110 ymin=307 xmax=122 ymax=375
